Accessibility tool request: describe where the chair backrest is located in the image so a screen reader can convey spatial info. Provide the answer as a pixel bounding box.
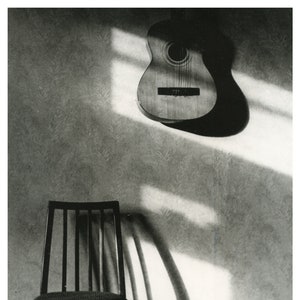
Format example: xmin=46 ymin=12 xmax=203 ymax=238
xmin=40 ymin=201 xmax=126 ymax=297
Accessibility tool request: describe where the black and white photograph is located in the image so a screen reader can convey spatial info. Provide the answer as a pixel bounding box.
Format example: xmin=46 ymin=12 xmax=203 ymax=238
xmin=7 ymin=5 xmax=294 ymax=300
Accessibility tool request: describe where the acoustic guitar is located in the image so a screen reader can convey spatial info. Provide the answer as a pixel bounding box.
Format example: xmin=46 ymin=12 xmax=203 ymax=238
xmin=137 ymin=10 xmax=217 ymax=123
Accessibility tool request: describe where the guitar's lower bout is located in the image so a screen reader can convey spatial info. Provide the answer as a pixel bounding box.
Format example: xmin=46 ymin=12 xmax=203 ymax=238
xmin=137 ymin=20 xmax=217 ymax=122
xmin=137 ymin=99 xmax=181 ymax=124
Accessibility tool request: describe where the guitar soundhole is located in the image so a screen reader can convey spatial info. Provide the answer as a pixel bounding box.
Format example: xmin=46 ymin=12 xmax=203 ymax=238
xmin=168 ymin=43 xmax=187 ymax=62
xmin=165 ymin=41 xmax=189 ymax=65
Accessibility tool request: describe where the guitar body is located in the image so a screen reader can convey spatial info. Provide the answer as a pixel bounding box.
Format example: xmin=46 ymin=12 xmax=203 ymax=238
xmin=137 ymin=20 xmax=217 ymax=122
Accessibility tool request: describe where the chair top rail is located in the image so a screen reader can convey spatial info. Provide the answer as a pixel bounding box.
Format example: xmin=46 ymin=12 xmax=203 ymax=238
xmin=48 ymin=201 xmax=119 ymax=210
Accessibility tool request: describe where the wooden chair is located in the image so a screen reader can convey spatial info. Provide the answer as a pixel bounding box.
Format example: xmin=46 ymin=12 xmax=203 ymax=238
xmin=35 ymin=201 xmax=126 ymax=300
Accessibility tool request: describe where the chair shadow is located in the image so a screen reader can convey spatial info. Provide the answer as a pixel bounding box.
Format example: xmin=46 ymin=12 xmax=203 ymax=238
xmin=77 ymin=212 xmax=189 ymax=299
xmin=77 ymin=213 xmax=119 ymax=293
xmin=121 ymin=213 xmax=190 ymax=300
xmin=162 ymin=9 xmax=249 ymax=137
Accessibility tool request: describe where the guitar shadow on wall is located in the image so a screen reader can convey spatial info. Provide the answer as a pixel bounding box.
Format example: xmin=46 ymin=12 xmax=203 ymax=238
xmin=162 ymin=9 xmax=249 ymax=137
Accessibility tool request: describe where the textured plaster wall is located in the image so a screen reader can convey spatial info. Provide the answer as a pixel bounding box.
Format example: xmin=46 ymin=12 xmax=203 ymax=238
xmin=8 ymin=8 xmax=292 ymax=300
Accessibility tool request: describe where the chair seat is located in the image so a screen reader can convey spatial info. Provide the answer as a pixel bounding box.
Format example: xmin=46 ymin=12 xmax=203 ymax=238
xmin=35 ymin=291 xmax=126 ymax=300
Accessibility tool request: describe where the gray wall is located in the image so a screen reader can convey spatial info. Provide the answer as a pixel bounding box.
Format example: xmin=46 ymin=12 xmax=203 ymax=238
xmin=8 ymin=8 xmax=292 ymax=300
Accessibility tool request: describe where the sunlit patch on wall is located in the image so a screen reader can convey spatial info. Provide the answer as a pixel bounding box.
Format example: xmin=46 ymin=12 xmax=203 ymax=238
xmin=141 ymin=185 xmax=219 ymax=227
xmin=125 ymin=235 xmax=232 ymax=300
xmin=138 ymin=239 xmax=176 ymax=300
xmin=111 ymin=27 xmax=292 ymax=177
xmin=172 ymin=250 xmax=232 ymax=300
xmin=111 ymin=27 xmax=158 ymax=128
xmin=111 ymin=59 xmax=150 ymax=123
xmin=232 ymin=71 xmax=292 ymax=118
xmin=112 ymin=28 xmax=149 ymax=64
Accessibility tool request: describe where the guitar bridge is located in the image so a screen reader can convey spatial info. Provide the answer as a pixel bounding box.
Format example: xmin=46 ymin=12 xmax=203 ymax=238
xmin=158 ymin=87 xmax=200 ymax=96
